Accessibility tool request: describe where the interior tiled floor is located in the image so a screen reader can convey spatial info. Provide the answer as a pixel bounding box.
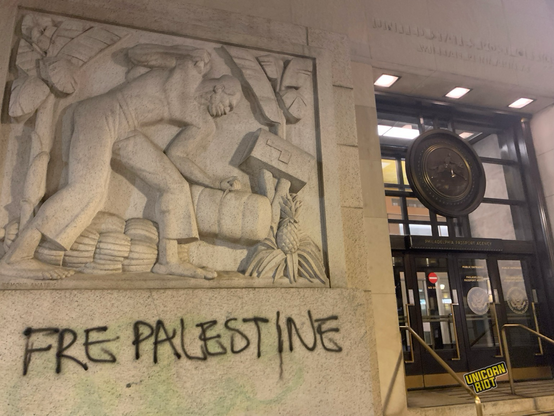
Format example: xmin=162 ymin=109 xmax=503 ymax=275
xmin=407 ymin=379 xmax=554 ymax=409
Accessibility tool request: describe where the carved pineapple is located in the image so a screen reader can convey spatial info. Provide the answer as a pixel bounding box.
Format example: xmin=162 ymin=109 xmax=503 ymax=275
xmin=276 ymin=194 xmax=302 ymax=254
xmin=246 ymin=193 xmax=328 ymax=285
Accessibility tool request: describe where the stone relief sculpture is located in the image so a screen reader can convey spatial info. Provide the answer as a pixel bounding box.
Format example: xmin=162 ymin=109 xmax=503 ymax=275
xmin=0 ymin=13 xmax=328 ymax=286
xmin=222 ymin=46 xmax=326 ymax=283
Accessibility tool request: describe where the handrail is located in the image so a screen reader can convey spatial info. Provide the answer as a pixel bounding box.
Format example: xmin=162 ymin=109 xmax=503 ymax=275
xmin=399 ymin=326 xmax=484 ymax=416
xmin=501 ymin=324 xmax=554 ymax=395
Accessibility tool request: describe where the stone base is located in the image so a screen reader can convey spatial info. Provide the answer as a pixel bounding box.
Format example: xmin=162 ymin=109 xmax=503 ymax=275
xmin=0 ymin=272 xmax=323 ymax=290
xmin=0 ymin=288 xmax=374 ymax=415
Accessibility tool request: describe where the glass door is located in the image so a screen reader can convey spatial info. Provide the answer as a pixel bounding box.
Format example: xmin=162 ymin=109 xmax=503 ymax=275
xmin=494 ymin=257 xmax=546 ymax=372
xmin=413 ymin=255 xmax=468 ymax=375
xmin=395 ymin=251 xmax=550 ymax=388
xmin=395 ymin=253 xmax=469 ymax=380
xmin=458 ymin=256 xmax=501 ymax=370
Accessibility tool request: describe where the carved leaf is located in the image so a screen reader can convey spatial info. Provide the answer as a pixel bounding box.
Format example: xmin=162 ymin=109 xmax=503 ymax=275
xmin=280 ymin=58 xmax=312 ymax=90
xmin=15 ymin=39 xmax=43 ymax=77
xmin=277 ymin=88 xmax=308 ymax=124
xmin=39 ymin=57 xmax=78 ymax=95
xmin=21 ymin=14 xmax=53 ymax=38
xmin=20 ymin=14 xmax=55 ymax=52
xmin=8 ymin=75 xmax=50 ymax=118
xmin=127 ymin=44 xmax=205 ymax=69
xmin=223 ymin=46 xmax=282 ymax=125
xmin=257 ymin=55 xmax=284 ymax=91
xmin=47 ymin=20 xmax=88 ymax=57
xmin=56 ymin=27 xmax=123 ymax=67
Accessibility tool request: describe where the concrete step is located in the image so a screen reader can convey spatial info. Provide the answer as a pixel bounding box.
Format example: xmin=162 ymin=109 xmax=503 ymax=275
xmin=408 ymin=397 xmax=536 ymax=416
xmin=535 ymin=395 xmax=554 ymax=412
xmin=407 ymin=379 xmax=554 ymax=416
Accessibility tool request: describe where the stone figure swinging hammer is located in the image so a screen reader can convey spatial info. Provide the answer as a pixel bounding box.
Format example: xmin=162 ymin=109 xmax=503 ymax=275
xmin=0 ymin=44 xmax=243 ymax=280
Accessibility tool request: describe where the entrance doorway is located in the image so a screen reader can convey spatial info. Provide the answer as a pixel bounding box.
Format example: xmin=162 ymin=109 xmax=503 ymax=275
xmin=394 ymin=251 xmax=549 ymax=388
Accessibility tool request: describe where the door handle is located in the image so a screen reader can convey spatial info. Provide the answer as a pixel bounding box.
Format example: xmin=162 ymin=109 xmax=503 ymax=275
xmin=451 ymin=306 xmax=461 ymax=361
xmin=404 ymin=303 xmax=415 ymax=363
xmin=532 ymin=302 xmax=544 ymax=356
xmin=490 ymin=303 xmax=504 ymax=357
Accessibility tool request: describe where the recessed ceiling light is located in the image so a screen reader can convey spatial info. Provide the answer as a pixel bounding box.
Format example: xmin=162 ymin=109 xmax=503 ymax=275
xmin=508 ymin=98 xmax=534 ymax=109
xmin=445 ymin=87 xmax=471 ymax=99
xmin=459 ymin=132 xmax=474 ymax=139
xmin=374 ymin=74 xmax=400 ymax=88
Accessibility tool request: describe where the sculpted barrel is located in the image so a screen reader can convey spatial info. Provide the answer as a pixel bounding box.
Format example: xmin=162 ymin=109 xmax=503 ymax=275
xmin=191 ymin=185 xmax=272 ymax=245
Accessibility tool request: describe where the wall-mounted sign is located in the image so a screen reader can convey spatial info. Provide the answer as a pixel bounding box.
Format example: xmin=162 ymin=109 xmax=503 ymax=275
xmin=428 ymin=272 xmax=438 ymax=284
xmin=406 ymin=129 xmax=486 ymax=217
xmin=409 ymin=236 xmax=502 ymax=252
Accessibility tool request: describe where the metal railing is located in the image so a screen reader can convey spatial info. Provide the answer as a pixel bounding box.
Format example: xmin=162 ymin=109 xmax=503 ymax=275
xmin=399 ymin=325 xmax=484 ymax=416
xmin=501 ymin=324 xmax=554 ymax=395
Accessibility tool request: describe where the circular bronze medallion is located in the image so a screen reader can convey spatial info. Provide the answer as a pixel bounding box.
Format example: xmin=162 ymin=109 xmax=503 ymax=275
xmin=406 ymin=129 xmax=486 ymax=217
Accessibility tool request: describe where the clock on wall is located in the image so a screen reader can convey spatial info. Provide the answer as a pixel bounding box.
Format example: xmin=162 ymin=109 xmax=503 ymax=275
xmin=406 ymin=129 xmax=486 ymax=217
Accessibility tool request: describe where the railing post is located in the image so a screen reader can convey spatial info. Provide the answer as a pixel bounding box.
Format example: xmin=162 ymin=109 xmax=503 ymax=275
xmin=501 ymin=326 xmax=515 ymax=395
xmin=501 ymin=323 xmax=554 ymax=396
xmin=399 ymin=325 xmax=483 ymax=416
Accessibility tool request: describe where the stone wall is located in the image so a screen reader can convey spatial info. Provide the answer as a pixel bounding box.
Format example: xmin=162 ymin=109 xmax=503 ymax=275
xmin=0 ymin=0 xmax=385 ymax=414
xmin=2 ymin=1 xmax=553 ymax=415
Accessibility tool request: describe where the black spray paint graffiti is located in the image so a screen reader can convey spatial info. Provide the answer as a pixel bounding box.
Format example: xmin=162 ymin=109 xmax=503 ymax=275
xmin=22 ymin=311 xmax=342 ymax=375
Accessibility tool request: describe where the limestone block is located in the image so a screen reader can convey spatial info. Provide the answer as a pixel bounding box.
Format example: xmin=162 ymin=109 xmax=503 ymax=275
xmin=427 ymin=0 xmax=518 ymax=86
xmin=204 ymin=0 xmax=293 ymax=26
xmin=363 ymin=217 xmax=395 ymax=295
xmin=239 ymin=128 xmax=316 ymax=193
xmin=0 ymin=288 xmax=375 ymax=415
xmin=333 ymin=86 xmax=358 ymax=146
xmin=361 ymin=291 xmax=384 ymax=414
xmin=338 ymin=145 xmax=364 ymax=208
xmin=355 ymin=105 xmax=388 ymax=220
xmin=268 ymin=20 xmax=308 ymax=47
xmin=371 ymin=292 xmax=408 ymax=416
xmin=537 ymin=149 xmax=554 ymax=198
xmin=290 ymin=0 xmax=369 ymax=48
xmin=531 ymin=105 xmax=554 ymax=156
xmin=307 ymin=29 xmax=353 ymax=88
xmin=367 ymin=0 xmax=436 ymax=73
xmin=341 ymin=207 xmax=370 ymax=290
xmin=351 ymin=61 xmax=377 ymax=108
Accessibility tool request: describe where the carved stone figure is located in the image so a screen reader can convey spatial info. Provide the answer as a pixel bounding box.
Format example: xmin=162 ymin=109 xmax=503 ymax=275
xmin=0 ymin=43 xmax=242 ymax=280
xmin=9 ymin=14 xmax=127 ymax=231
